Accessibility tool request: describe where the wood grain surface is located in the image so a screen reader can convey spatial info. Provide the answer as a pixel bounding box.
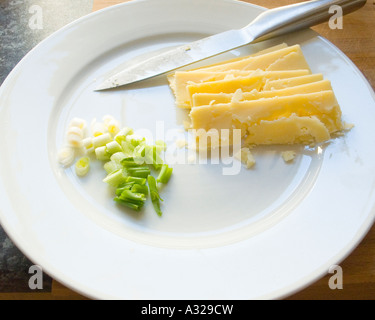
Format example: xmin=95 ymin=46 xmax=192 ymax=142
xmin=6 ymin=0 xmax=373 ymax=300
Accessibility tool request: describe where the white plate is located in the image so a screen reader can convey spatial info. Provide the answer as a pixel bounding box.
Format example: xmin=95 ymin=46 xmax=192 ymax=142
xmin=1 ymin=0 xmax=375 ymax=300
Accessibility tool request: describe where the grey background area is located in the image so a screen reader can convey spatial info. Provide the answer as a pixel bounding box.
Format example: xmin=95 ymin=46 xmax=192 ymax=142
xmin=0 ymin=0 xmax=93 ymax=292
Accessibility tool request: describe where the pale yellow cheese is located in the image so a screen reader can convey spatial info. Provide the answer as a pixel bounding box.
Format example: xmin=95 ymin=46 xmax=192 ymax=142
xmin=197 ymin=45 xmax=311 ymax=73
xmin=169 ymin=44 xmax=312 ymax=108
xmin=192 ymin=80 xmax=333 ymax=107
xmin=189 ymin=91 xmax=343 ymax=145
xmin=266 ymin=51 xmax=312 ymax=71
xmin=264 ymin=74 xmax=324 ymax=91
xmin=186 ymin=75 xmax=265 ymax=105
xmin=245 ymin=115 xmax=331 ymax=145
xmin=167 ymin=43 xmax=347 ymax=148
xmin=173 ymin=70 xmax=310 ymax=108
xmin=169 ymin=70 xmax=255 ymax=101
xmin=281 ymin=151 xmax=297 ymax=162
xmin=234 ymin=147 xmax=256 ymax=168
xmin=189 ymin=43 xmax=289 ymax=70
xmin=167 ymin=43 xmax=289 ymax=91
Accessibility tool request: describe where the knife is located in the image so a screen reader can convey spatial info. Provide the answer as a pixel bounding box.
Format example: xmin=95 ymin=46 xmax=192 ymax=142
xmin=95 ymin=0 xmax=366 ymax=91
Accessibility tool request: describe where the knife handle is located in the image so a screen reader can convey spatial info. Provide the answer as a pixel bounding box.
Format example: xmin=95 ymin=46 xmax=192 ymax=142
xmin=243 ymin=0 xmax=367 ymax=43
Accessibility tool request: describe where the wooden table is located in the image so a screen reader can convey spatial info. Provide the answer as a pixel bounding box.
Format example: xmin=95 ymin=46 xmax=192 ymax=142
xmin=3 ymin=0 xmax=374 ymax=300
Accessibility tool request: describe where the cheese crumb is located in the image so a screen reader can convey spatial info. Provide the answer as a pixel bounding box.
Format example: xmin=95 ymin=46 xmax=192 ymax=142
xmin=281 ymin=151 xmax=296 ymax=163
xmin=343 ymin=122 xmax=355 ymax=131
xmin=231 ymin=89 xmax=243 ymax=103
xmin=234 ymin=147 xmax=256 ymax=169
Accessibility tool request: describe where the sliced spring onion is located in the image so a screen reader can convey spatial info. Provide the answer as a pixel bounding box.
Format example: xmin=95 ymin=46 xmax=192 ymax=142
xmin=95 ymin=146 xmax=110 ymax=161
xmin=103 ymin=169 xmax=127 ymax=188
xmin=157 ymin=164 xmax=173 ymax=184
xmin=103 ymin=115 xmax=120 ymax=136
xmin=91 ymin=121 xmax=108 ymax=137
xmin=92 ymin=133 xmax=113 ymax=149
xmin=66 ymin=126 xmax=84 ymax=148
xmin=58 ymin=146 xmax=75 ymax=167
xmin=86 ymin=147 xmax=95 ymax=155
xmin=106 ymin=140 xmax=122 ymax=155
xmin=82 ymin=137 xmax=93 ymax=148
xmin=148 ymin=175 xmax=163 ymax=217
xmin=114 ymin=189 xmax=146 ymax=211
xmin=118 ymin=189 xmax=146 ymax=202
xmin=126 ymin=176 xmax=147 ymax=185
xmin=121 ymin=140 xmax=135 ymax=156
xmin=126 ymin=134 xmax=145 ymax=147
xmin=131 ymin=183 xmax=149 ymax=196
xmin=69 ymin=118 xmax=87 ymax=130
xmin=107 ymin=122 xmax=120 ymax=136
xmin=103 ymin=161 xmax=122 ymax=174
xmin=115 ymin=127 xmax=134 ymax=144
xmin=61 ymin=118 xmax=173 ymax=216
xmin=114 ymin=197 xmax=143 ymax=211
xmin=153 ymin=153 xmax=163 ymax=171
xmin=144 ymin=145 xmax=163 ymax=170
xmin=121 ymin=157 xmax=144 ymax=168
xmin=75 ymin=157 xmax=90 ymax=177
xmin=82 ymin=137 xmax=95 ymax=154
xmin=133 ymin=144 xmax=146 ymax=164
xmin=67 ymin=135 xmax=83 ymax=148
xmin=67 ymin=126 xmax=84 ymax=137
xmin=110 ymin=152 xmax=127 ymax=164
xmin=125 ymin=166 xmax=151 ymax=178
xmin=115 ymin=182 xmax=135 ymax=196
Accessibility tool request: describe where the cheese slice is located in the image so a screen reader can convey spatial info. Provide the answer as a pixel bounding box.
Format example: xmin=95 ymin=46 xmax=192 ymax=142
xmin=266 ymin=51 xmax=312 ymax=71
xmin=192 ymin=80 xmax=333 ymax=107
xmin=167 ymin=43 xmax=289 ymax=90
xmin=169 ymin=70 xmax=255 ymax=99
xmin=167 ymin=43 xmax=348 ymax=148
xmin=197 ymin=45 xmax=311 ymax=73
xmin=174 ymin=70 xmax=310 ymax=108
xmin=245 ymin=115 xmax=331 ymax=145
xmin=186 ymin=75 xmax=265 ymax=106
xmin=189 ymin=91 xmax=343 ymax=144
xmin=264 ymin=74 xmax=324 ymax=91
xmin=188 ymin=43 xmax=289 ymax=71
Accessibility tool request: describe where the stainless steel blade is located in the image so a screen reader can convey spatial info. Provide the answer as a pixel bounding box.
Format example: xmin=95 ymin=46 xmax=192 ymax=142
xmin=95 ymin=0 xmax=366 ymax=91
xmin=95 ymin=29 xmax=250 ymax=91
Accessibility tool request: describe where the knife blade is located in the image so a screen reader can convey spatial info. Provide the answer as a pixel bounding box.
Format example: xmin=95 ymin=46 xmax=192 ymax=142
xmin=95 ymin=0 xmax=366 ymax=91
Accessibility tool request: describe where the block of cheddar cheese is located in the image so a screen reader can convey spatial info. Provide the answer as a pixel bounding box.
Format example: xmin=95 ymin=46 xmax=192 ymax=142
xmin=167 ymin=43 xmax=347 ymax=147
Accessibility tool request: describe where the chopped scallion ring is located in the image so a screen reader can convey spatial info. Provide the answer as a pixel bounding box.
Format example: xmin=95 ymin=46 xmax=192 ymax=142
xmin=75 ymin=157 xmax=90 ymax=177
xmin=92 ymin=133 xmax=112 ymax=149
xmin=58 ymin=146 xmax=75 ymax=168
xmin=148 ymin=175 xmax=163 ymax=217
xmin=157 ymin=165 xmax=173 ymax=184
